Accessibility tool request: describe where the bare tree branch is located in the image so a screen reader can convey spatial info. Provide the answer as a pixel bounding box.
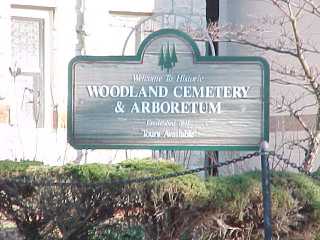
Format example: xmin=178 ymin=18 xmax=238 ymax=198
xmin=213 ymin=0 xmax=320 ymax=171
xmin=220 ymin=39 xmax=298 ymax=57
xmin=304 ymin=0 xmax=320 ymax=17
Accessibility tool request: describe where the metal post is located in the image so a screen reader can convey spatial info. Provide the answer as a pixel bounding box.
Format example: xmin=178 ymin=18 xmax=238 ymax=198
xmin=260 ymin=141 xmax=272 ymax=239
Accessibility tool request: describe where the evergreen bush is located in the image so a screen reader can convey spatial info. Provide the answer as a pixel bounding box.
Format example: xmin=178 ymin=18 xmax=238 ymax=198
xmin=1 ymin=160 xmax=320 ymax=239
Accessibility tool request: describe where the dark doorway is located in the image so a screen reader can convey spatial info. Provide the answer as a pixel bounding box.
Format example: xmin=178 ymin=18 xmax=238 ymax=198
xmin=206 ymin=0 xmax=219 ymax=55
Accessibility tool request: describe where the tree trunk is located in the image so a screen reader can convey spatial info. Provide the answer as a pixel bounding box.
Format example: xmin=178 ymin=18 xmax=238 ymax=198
xmin=304 ymin=147 xmax=317 ymax=172
xmin=304 ymin=106 xmax=320 ymax=172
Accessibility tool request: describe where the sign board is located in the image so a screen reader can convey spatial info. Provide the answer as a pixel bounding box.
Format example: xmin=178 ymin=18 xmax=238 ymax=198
xmin=68 ymin=29 xmax=269 ymax=150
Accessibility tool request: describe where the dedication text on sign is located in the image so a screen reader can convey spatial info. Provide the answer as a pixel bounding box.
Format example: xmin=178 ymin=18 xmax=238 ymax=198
xmin=68 ymin=29 xmax=269 ymax=150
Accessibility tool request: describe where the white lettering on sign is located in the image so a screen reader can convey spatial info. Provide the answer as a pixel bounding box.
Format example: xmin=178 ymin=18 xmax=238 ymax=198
xmin=163 ymin=130 xmax=195 ymax=138
xmin=142 ymin=129 xmax=196 ymax=138
xmin=172 ymin=86 xmax=250 ymax=98
xmin=87 ymin=85 xmax=168 ymax=98
xmin=131 ymin=73 xmax=205 ymax=83
xmin=87 ymin=85 xmax=250 ymax=99
xmin=129 ymin=101 xmax=221 ymax=114
xmin=132 ymin=73 xmax=164 ymax=83
xmin=86 ymin=81 xmax=250 ymax=115
xmin=142 ymin=130 xmax=161 ymax=138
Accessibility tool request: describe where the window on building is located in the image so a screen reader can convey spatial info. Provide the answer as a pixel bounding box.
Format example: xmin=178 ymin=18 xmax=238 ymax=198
xmin=11 ymin=16 xmax=44 ymax=127
xmin=10 ymin=7 xmax=53 ymax=128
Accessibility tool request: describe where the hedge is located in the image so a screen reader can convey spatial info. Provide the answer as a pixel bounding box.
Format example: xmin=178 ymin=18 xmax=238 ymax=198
xmin=1 ymin=160 xmax=320 ymax=240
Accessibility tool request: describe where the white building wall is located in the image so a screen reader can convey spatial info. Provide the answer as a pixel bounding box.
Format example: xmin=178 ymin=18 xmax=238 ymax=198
xmin=0 ymin=0 xmax=209 ymax=165
xmin=0 ymin=0 xmax=79 ymax=163
xmin=0 ymin=1 xmax=11 ymax=101
xmin=0 ymin=1 xmax=12 ymax=159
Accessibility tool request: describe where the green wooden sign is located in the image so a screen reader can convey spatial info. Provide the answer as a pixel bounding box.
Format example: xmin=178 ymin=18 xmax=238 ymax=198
xmin=68 ymin=29 xmax=269 ymax=150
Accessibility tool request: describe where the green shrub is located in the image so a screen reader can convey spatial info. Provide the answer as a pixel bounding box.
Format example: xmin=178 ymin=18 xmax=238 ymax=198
xmin=2 ymin=160 xmax=320 ymax=239
xmin=206 ymin=171 xmax=261 ymax=209
xmin=0 ymin=160 xmax=43 ymax=175
xmin=0 ymin=159 xmax=205 ymax=240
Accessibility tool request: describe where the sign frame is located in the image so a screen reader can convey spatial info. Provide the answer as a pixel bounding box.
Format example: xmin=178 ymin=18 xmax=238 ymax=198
xmin=68 ymin=28 xmax=269 ymax=151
